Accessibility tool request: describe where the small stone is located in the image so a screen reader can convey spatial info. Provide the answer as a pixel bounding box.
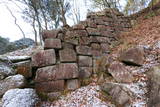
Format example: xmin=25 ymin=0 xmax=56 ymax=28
xmin=76 ymin=46 xmax=92 ymax=55
xmin=62 ymin=42 xmax=74 ymax=49
xmin=35 ymin=80 xmax=65 ymax=92
xmin=74 ymin=30 xmax=88 ymax=37
xmin=32 ymin=49 xmax=56 ymax=67
xmin=44 ymin=39 xmax=62 ymax=49
xmin=86 ymin=28 xmax=101 ymax=36
xmin=79 ymin=37 xmax=91 ymax=45
xmin=91 ymin=36 xmax=110 ymax=43
xmin=66 ymin=79 xmax=80 ymax=90
xmin=59 ymin=49 xmax=77 ymax=62
xmin=78 ymin=56 xmax=92 ymax=67
xmin=91 ymin=43 xmax=101 ymax=50
xmin=73 ymin=24 xmax=86 ymax=30
xmin=101 ymin=43 xmax=110 ymax=53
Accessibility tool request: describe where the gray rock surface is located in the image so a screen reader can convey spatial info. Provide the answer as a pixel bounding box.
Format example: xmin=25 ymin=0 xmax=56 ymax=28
xmin=0 ymin=62 xmax=15 ymax=80
xmin=0 ymin=74 xmax=26 ymax=97
xmin=2 ymin=88 xmax=39 ymax=107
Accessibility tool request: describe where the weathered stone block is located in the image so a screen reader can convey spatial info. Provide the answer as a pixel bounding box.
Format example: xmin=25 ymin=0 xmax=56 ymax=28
xmin=59 ymin=49 xmax=77 ymax=62
xmin=79 ymin=37 xmax=91 ymax=45
xmin=44 ymin=39 xmax=62 ymax=49
xmin=62 ymin=42 xmax=74 ymax=49
xmin=119 ymin=47 xmax=144 ymax=66
xmin=78 ymin=56 xmax=92 ymax=67
xmin=91 ymin=36 xmax=109 ymax=43
xmin=35 ymin=65 xmax=58 ymax=82
xmin=66 ymin=79 xmax=80 ymax=90
xmin=35 ymin=63 xmax=78 ymax=82
xmin=76 ymin=46 xmax=92 ymax=55
xmin=108 ymin=62 xmax=134 ymax=83
xmin=79 ymin=67 xmax=92 ymax=78
xmin=42 ymin=30 xmax=60 ymax=40
xmin=32 ymin=49 xmax=56 ymax=67
xmin=35 ymin=80 xmax=65 ymax=92
xmin=15 ymin=60 xmax=32 ymax=78
xmin=86 ymin=28 xmax=101 ymax=36
xmin=59 ymin=63 xmax=79 ymax=79
xmin=73 ymin=24 xmax=86 ymax=30
xmin=74 ymin=30 xmax=88 ymax=37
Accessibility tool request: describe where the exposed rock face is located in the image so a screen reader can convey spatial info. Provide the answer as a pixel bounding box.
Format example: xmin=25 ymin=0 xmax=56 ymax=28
xmin=101 ymin=83 xmax=132 ymax=106
xmin=0 ymin=62 xmax=15 ymax=80
xmin=0 ymin=74 xmax=26 ymax=97
xmin=147 ymin=65 xmax=160 ymax=107
xmin=2 ymin=88 xmax=39 ymax=107
xmin=119 ymin=47 xmax=144 ymax=66
xmin=108 ymin=62 xmax=134 ymax=83
xmin=32 ymin=49 xmax=56 ymax=67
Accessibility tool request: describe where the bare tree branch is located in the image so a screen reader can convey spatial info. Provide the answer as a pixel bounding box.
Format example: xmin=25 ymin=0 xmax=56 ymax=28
xmin=5 ymin=4 xmax=26 ymax=38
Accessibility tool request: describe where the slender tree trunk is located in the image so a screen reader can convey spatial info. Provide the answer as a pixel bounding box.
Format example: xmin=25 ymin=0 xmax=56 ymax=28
xmin=5 ymin=5 xmax=26 ymax=38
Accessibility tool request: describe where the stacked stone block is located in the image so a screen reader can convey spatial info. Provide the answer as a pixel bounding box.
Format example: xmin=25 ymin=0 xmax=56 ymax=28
xmin=32 ymin=9 xmax=131 ymax=95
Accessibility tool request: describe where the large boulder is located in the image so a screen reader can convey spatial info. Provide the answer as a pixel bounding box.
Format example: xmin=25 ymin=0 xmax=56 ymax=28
xmin=147 ymin=65 xmax=160 ymax=107
xmin=2 ymin=88 xmax=39 ymax=107
xmin=0 ymin=62 xmax=15 ymax=80
xmin=0 ymin=74 xmax=26 ymax=97
xmin=101 ymin=83 xmax=132 ymax=106
xmin=108 ymin=62 xmax=134 ymax=83
xmin=119 ymin=47 xmax=144 ymax=66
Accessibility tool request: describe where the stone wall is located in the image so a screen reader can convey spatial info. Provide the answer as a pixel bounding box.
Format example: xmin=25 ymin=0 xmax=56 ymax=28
xmin=32 ymin=9 xmax=131 ymax=96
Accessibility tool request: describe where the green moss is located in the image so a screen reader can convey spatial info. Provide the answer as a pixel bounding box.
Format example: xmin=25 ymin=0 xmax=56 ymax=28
xmin=144 ymin=11 xmax=156 ymax=19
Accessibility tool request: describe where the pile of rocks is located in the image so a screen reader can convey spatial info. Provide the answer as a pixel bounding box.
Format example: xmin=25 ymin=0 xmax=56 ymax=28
xmin=0 ymin=56 xmax=39 ymax=107
xmin=32 ymin=9 xmax=131 ymax=99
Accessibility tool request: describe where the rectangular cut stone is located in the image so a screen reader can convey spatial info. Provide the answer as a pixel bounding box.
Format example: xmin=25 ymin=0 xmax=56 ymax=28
xmin=101 ymin=31 xmax=114 ymax=37
xmin=35 ymin=80 xmax=65 ymax=92
xmin=44 ymin=39 xmax=62 ymax=49
xmin=66 ymin=79 xmax=80 ymax=90
xmin=74 ymin=30 xmax=88 ymax=37
xmin=59 ymin=63 xmax=79 ymax=79
xmin=91 ymin=36 xmax=110 ymax=43
xmin=86 ymin=28 xmax=101 ymax=36
xmin=79 ymin=56 xmax=92 ymax=67
xmin=35 ymin=65 xmax=59 ymax=82
xmin=42 ymin=30 xmax=60 ymax=40
xmin=73 ymin=24 xmax=86 ymax=30
xmin=35 ymin=63 xmax=78 ymax=82
xmin=32 ymin=49 xmax=56 ymax=67
xmin=76 ymin=46 xmax=92 ymax=55
xmin=79 ymin=37 xmax=91 ymax=45
xmin=59 ymin=49 xmax=77 ymax=62
xmin=62 ymin=42 xmax=74 ymax=49
xmin=79 ymin=67 xmax=92 ymax=78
